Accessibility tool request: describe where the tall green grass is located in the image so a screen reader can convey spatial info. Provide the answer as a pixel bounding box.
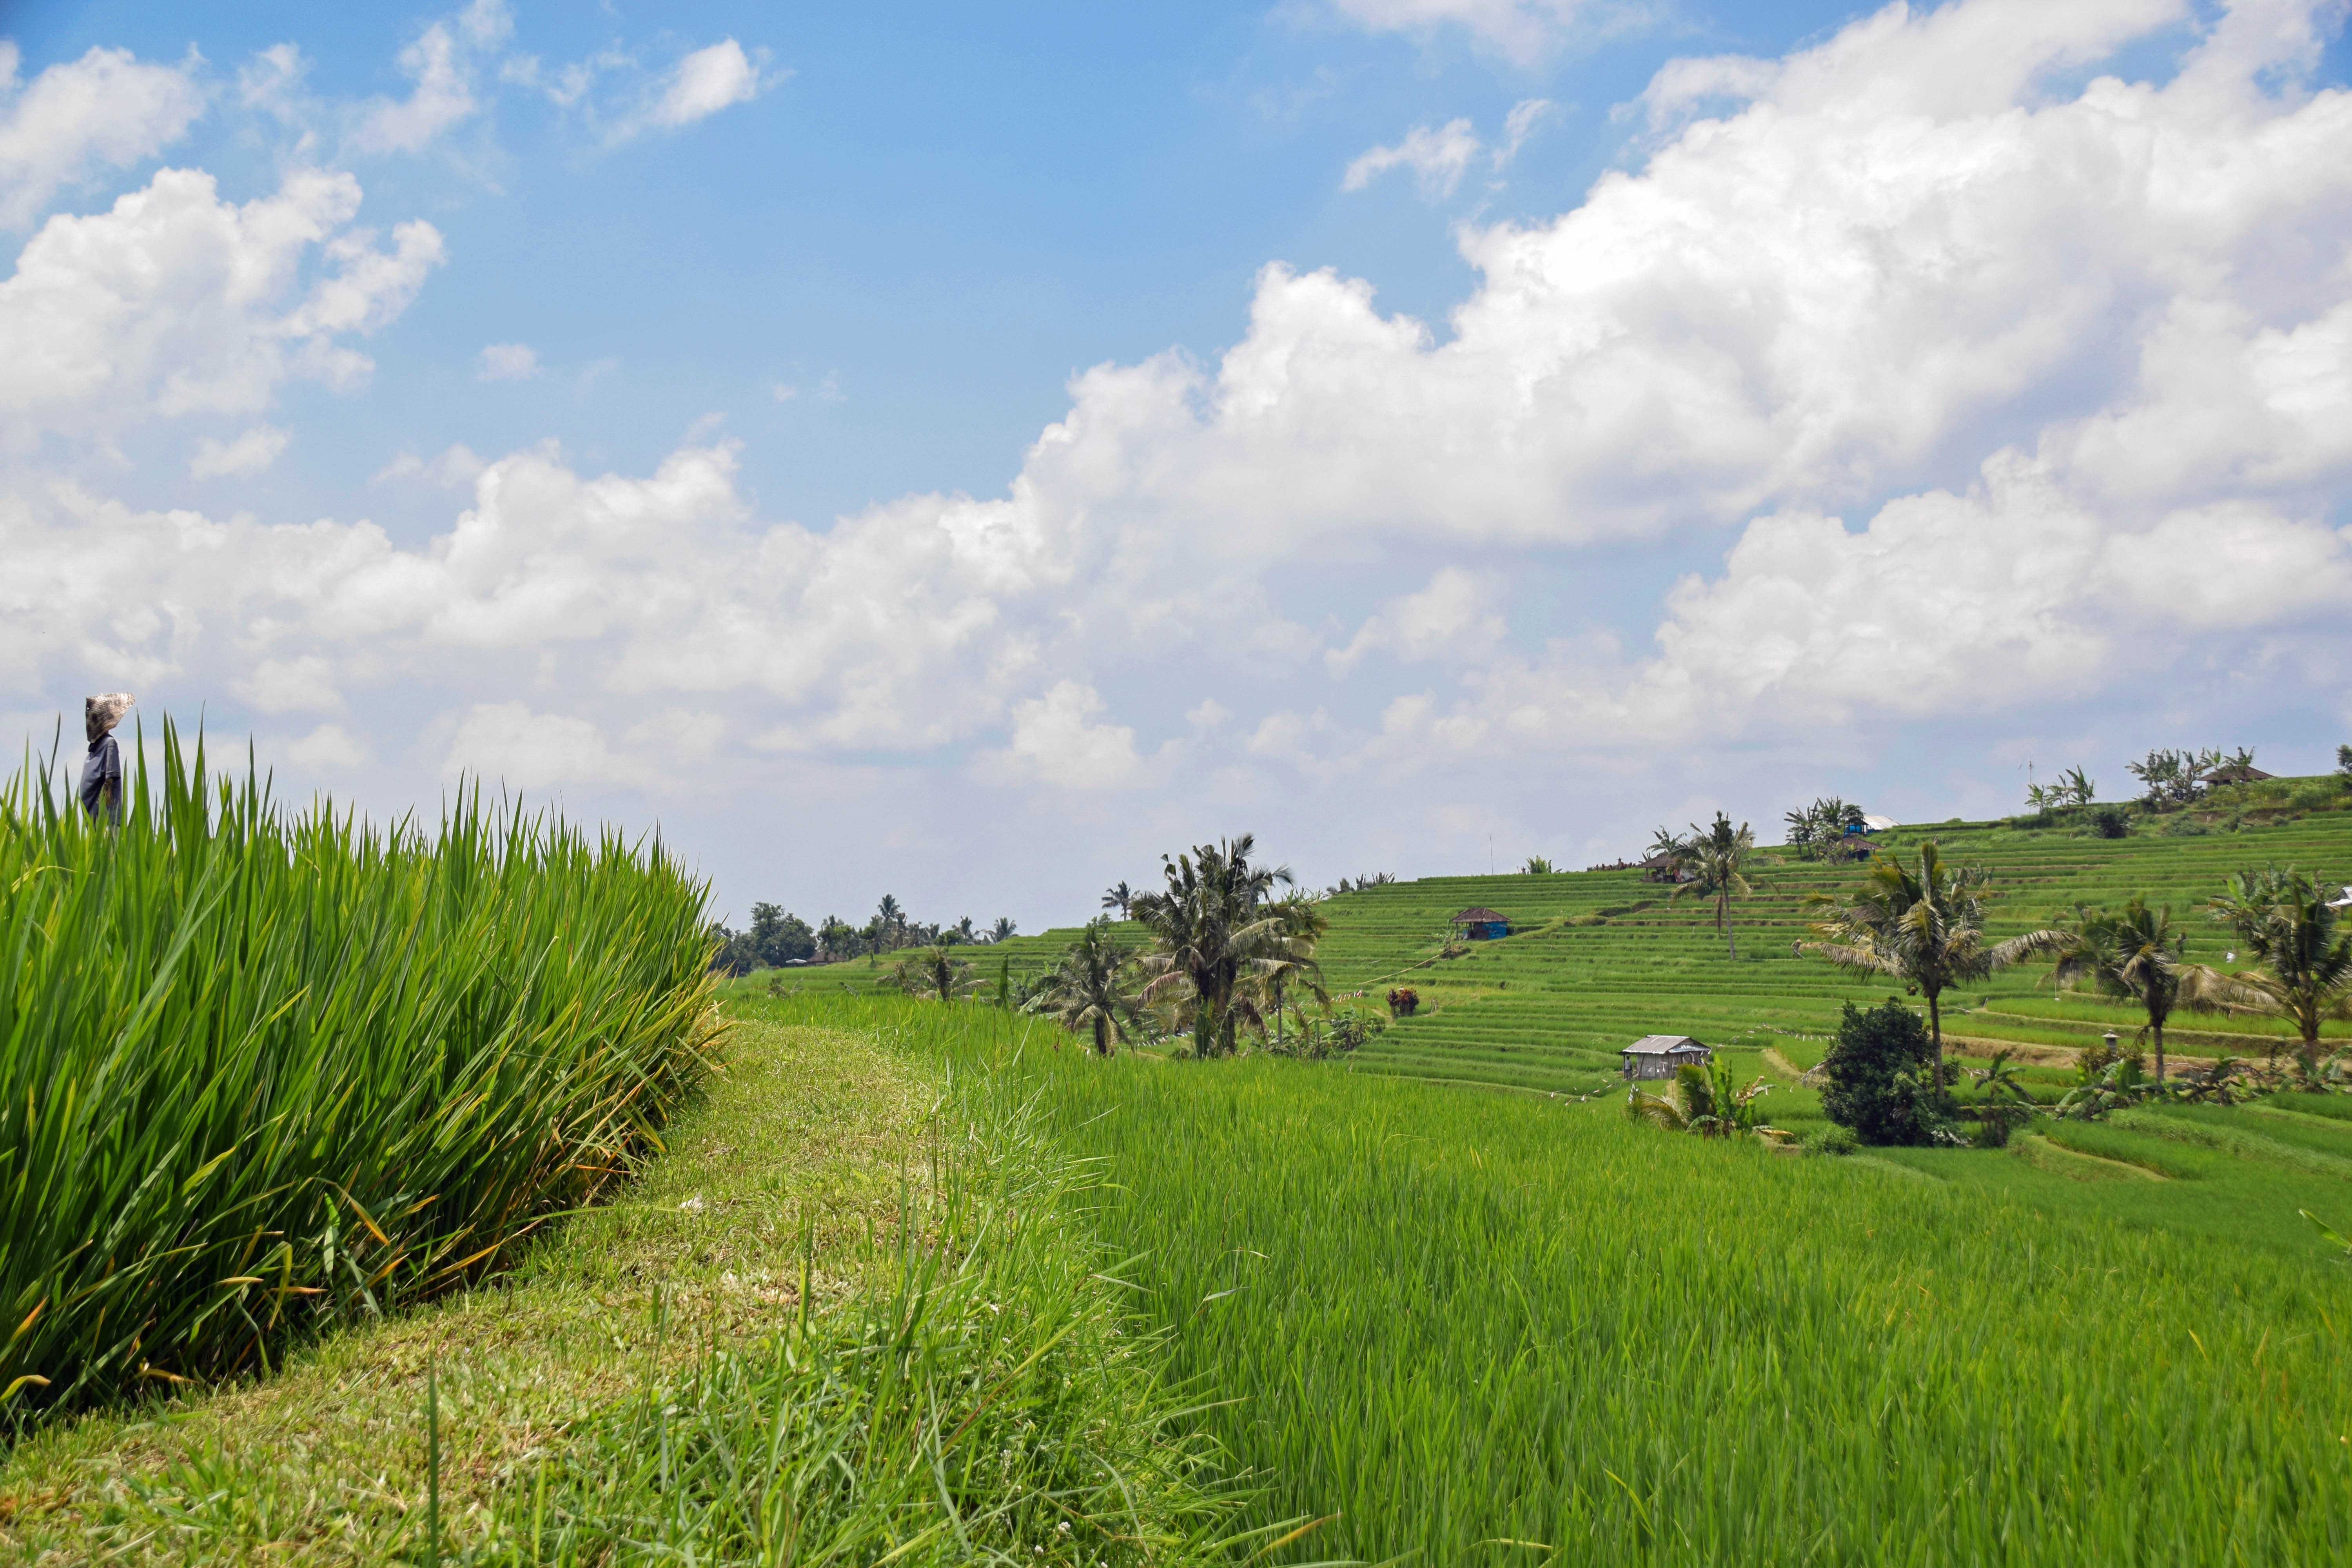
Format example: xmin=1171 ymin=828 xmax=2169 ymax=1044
xmin=0 ymin=722 xmax=717 ymax=1420
xmin=762 ymin=996 xmax=2352 ymax=1563
xmin=1040 ymin=1056 xmax=2352 ymax=1563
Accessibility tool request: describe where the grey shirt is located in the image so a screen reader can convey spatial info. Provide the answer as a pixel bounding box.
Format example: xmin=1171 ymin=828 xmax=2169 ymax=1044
xmin=79 ymin=733 xmax=122 ymax=822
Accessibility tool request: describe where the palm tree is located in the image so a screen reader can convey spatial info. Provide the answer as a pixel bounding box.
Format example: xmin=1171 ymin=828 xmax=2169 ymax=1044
xmin=2201 ymin=867 xmax=2352 ymax=1078
xmin=1802 ymin=840 xmax=2063 ymax=1087
xmin=889 ymin=945 xmax=976 ymax=1002
xmin=1671 ymin=811 xmax=1762 ymax=958
xmin=989 ymin=915 xmax=1018 ymax=943
xmin=875 ymin=894 xmax=906 ymax=953
xmin=2051 ymin=898 xmax=2210 ymax=1084
xmin=1254 ymin=895 xmax=1330 ymax=1051
xmin=1101 ymin=881 xmax=1135 ymax=919
xmin=1033 ymin=919 xmax=1138 ymax=1054
xmin=1132 ymin=833 xmax=1299 ymax=1058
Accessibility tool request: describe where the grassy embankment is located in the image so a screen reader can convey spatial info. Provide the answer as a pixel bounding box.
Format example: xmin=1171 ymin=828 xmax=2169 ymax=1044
xmin=2 ymin=1007 xmax=1245 ymax=1563
xmin=716 ymin=994 xmax=2352 ymax=1565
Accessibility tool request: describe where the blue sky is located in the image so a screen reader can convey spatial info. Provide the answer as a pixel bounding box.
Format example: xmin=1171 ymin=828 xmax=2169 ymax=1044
xmin=5 ymin=0 xmax=2352 ymax=934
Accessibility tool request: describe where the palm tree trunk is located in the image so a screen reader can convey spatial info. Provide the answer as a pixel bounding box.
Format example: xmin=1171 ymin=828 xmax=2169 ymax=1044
xmin=1926 ymin=988 xmax=1944 ymax=1089
xmin=1094 ymin=1014 xmax=1109 ymax=1056
xmin=2151 ymin=1014 xmax=2164 ymax=1085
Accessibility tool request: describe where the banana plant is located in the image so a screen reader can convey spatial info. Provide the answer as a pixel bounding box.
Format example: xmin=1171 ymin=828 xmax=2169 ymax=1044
xmin=1625 ymin=1060 xmax=1786 ymax=1141
xmin=1967 ymin=1048 xmax=2039 ymax=1131
xmin=2051 ymin=1058 xmax=2161 ymax=1121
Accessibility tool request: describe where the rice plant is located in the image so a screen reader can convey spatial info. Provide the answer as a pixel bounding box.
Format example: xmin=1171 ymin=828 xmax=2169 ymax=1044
xmin=1012 ymin=1044 xmax=2352 ymax=1563
xmin=0 ymin=720 xmax=717 ymax=1421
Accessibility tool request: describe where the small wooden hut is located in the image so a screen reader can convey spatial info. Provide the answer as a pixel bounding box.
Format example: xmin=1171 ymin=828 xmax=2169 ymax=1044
xmin=2205 ymin=762 xmax=2274 ymax=786
xmin=1619 ymin=1034 xmax=1711 ymax=1081
xmin=1452 ymin=906 xmax=1510 ymax=940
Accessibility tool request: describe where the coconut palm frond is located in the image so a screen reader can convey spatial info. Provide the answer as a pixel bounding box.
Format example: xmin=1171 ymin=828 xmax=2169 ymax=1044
xmin=1624 ymin=1089 xmax=1688 ymax=1132
xmin=1798 ymin=940 xmax=1903 ymax=976
xmin=1984 ymin=929 xmax=2065 ymax=969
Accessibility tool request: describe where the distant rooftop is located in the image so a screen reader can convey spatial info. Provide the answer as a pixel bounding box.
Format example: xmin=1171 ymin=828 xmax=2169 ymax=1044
xmin=1620 ymin=1034 xmax=1708 ymax=1056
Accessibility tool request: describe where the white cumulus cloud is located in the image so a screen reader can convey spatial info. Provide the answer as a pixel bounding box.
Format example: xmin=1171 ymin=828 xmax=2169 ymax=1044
xmin=283 ymin=721 xmax=370 ymax=771
xmin=1328 ymin=568 xmax=1508 ymax=674
xmin=350 ymin=1 xmax=513 ymax=155
xmin=191 ymin=425 xmax=291 ymax=478
xmin=236 ymin=653 xmax=341 ymax=713
xmin=653 ymin=40 xmax=766 ymax=128
xmin=988 ymin=682 xmax=1141 ymax=790
xmin=1343 ymin=118 xmax=1483 ymax=197
xmin=0 ymin=42 xmax=205 ymax=228
xmin=442 ymin=701 xmax=656 ymax=791
xmin=0 ymin=167 xmax=444 ymax=445
xmin=477 ymin=342 xmax=539 ymax=381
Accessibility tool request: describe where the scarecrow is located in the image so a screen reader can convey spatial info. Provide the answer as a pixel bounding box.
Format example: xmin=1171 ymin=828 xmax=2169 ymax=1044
xmin=80 ymin=692 xmax=133 ymax=824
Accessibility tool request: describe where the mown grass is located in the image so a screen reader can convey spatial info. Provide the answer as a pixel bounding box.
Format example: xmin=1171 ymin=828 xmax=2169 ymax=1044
xmin=0 ymin=723 xmax=716 ymax=1422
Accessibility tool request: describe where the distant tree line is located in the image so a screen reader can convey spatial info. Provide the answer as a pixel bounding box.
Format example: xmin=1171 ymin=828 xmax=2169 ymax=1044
xmin=710 ymin=894 xmax=1017 ymax=975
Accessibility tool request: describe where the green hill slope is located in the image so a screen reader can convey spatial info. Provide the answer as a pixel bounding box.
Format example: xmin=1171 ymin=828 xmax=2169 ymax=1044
xmin=730 ymin=778 xmax=2352 ymax=1095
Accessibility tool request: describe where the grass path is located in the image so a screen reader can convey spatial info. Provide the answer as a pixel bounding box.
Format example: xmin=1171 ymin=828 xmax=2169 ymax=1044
xmin=0 ymin=1013 xmax=936 ymax=1561
xmin=2011 ymin=1132 xmax=2170 ymax=1181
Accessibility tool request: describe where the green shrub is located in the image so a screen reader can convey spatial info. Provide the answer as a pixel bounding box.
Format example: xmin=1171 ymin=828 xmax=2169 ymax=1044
xmin=2089 ymin=806 xmax=2132 ymax=838
xmin=1806 ymin=1125 xmax=1859 ymax=1156
xmin=1820 ymin=1000 xmax=1952 ymax=1146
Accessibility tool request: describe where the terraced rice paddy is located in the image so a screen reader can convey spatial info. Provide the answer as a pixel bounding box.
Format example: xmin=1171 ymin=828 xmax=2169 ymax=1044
xmin=740 ymin=792 xmax=2352 ymax=1100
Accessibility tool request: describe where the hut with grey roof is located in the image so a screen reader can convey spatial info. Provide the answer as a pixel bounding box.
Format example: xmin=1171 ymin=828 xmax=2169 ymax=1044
xmin=1619 ymin=1034 xmax=1711 ymax=1081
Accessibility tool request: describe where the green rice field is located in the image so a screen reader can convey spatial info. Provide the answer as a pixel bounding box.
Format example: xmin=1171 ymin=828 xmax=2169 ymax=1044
xmin=0 ymin=724 xmax=716 ymax=1422
xmin=741 ymin=993 xmax=2352 ymax=1565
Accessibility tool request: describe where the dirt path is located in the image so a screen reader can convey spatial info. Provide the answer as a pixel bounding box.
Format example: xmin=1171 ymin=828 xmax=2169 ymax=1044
xmin=1943 ymin=1033 xmax=2083 ymax=1067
